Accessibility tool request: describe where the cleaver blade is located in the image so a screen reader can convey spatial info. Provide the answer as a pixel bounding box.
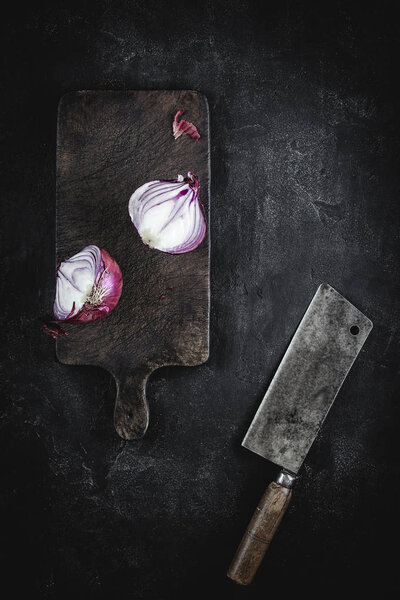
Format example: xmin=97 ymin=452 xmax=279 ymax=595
xmin=227 ymin=283 xmax=372 ymax=586
xmin=242 ymin=282 xmax=373 ymax=474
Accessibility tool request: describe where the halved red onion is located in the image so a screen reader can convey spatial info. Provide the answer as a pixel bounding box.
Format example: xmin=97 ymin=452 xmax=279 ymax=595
xmin=173 ymin=109 xmax=200 ymax=140
xmin=128 ymin=172 xmax=206 ymax=254
xmin=44 ymin=245 xmax=123 ymax=338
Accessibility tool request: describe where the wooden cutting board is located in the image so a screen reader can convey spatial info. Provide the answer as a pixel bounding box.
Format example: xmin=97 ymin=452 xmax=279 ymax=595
xmin=56 ymin=90 xmax=210 ymax=440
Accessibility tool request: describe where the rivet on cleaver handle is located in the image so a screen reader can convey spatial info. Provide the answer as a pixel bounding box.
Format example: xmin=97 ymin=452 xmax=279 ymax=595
xmin=227 ymin=283 xmax=372 ymax=585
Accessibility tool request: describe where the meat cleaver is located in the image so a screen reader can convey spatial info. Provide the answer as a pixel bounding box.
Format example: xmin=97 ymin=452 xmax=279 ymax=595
xmin=227 ymin=283 xmax=373 ymax=585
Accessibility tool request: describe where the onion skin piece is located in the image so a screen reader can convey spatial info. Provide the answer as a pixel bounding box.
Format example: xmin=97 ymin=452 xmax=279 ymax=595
xmin=128 ymin=172 xmax=206 ymax=254
xmin=42 ymin=319 xmax=69 ymax=339
xmin=173 ymin=109 xmax=200 ymax=140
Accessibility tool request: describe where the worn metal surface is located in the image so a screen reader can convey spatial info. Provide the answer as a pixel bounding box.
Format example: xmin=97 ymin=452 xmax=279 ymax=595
xmin=243 ymin=284 xmax=373 ymax=473
xmin=275 ymin=470 xmax=296 ymax=489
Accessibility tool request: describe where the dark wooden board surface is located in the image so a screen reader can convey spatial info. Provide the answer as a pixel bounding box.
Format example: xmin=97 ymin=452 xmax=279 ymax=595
xmin=56 ymin=90 xmax=210 ymax=439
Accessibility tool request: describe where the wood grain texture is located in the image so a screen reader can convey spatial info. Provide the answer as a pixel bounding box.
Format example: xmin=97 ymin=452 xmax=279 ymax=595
xmin=56 ymin=90 xmax=210 ymax=440
xmin=227 ymin=482 xmax=292 ymax=585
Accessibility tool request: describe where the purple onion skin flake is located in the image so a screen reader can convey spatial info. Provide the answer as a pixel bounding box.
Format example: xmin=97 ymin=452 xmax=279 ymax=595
xmin=173 ymin=109 xmax=200 ymax=140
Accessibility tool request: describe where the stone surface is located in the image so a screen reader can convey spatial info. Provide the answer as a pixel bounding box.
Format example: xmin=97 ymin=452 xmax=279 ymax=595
xmin=1 ymin=2 xmax=399 ymax=598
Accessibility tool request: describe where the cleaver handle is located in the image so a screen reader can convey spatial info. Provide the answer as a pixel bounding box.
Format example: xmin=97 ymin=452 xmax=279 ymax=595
xmin=227 ymin=473 xmax=294 ymax=585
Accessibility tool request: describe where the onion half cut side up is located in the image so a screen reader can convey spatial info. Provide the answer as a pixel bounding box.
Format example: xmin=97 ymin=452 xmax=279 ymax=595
xmin=43 ymin=245 xmax=123 ymax=338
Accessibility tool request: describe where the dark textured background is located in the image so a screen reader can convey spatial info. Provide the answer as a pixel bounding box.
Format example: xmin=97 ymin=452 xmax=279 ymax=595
xmin=1 ymin=1 xmax=399 ymax=598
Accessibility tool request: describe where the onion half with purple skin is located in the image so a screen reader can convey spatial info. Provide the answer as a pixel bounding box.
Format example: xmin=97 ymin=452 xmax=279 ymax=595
xmin=128 ymin=172 xmax=206 ymax=254
xmin=43 ymin=245 xmax=123 ymax=338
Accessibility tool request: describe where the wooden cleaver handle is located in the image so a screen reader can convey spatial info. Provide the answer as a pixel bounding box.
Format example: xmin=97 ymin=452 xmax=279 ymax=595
xmin=227 ymin=478 xmax=293 ymax=585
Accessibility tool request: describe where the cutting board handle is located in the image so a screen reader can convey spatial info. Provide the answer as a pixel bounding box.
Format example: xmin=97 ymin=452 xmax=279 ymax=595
xmin=114 ymin=368 xmax=151 ymax=440
xmin=227 ymin=475 xmax=293 ymax=585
